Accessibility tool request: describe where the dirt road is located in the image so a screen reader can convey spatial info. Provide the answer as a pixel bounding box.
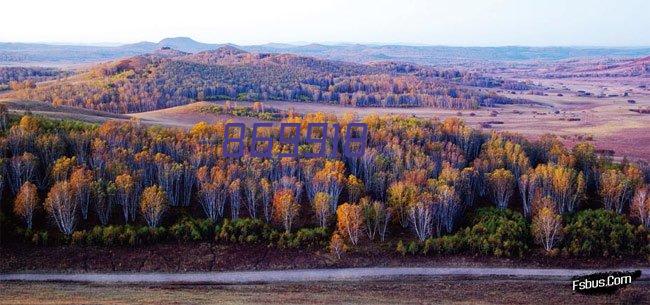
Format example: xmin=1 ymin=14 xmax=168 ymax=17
xmin=1 ymin=267 xmax=648 ymax=283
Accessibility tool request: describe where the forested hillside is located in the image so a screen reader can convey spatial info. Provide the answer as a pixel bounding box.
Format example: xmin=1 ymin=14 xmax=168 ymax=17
xmin=0 ymin=67 xmax=69 ymax=91
xmin=8 ymin=47 xmax=527 ymax=113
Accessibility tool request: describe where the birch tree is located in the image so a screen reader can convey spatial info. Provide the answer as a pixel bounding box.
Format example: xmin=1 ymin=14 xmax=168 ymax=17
xmin=336 ymin=203 xmax=364 ymax=245
xmin=532 ymin=198 xmax=562 ymax=252
xmin=273 ymin=188 xmax=300 ymax=233
xmin=14 ymin=181 xmax=38 ymax=229
xmin=44 ymin=181 xmax=76 ymax=235
xmin=487 ymin=168 xmax=515 ymax=209
xmin=140 ymin=185 xmax=168 ymax=228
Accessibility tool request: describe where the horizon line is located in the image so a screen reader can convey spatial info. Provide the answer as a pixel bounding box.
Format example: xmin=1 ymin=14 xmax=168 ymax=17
xmin=2 ymin=38 xmax=650 ymax=49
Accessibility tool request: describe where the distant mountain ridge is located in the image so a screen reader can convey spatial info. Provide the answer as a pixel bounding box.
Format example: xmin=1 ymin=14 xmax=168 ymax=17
xmin=122 ymin=37 xmax=230 ymax=53
xmin=2 ymin=37 xmax=650 ymax=66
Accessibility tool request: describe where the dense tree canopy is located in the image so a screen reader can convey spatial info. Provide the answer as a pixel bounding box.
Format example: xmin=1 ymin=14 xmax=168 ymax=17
xmin=0 ymin=108 xmax=647 ymax=259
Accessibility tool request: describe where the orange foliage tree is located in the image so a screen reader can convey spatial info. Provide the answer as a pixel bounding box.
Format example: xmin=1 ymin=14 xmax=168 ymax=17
xmin=13 ymin=181 xmax=38 ymax=229
xmin=487 ymin=168 xmax=515 ymax=209
xmin=140 ymin=185 xmax=168 ymax=228
xmin=312 ymin=192 xmax=332 ymax=228
xmin=272 ymin=189 xmax=300 ymax=233
xmin=336 ymin=203 xmax=364 ymax=245
xmin=329 ymin=232 xmax=347 ymax=259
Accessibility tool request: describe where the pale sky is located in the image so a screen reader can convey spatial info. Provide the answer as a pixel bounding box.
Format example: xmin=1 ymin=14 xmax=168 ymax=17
xmin=2 ymin=0 xmax=648 ymax=46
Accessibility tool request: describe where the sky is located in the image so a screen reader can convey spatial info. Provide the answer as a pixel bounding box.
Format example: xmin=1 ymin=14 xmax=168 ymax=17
xmin=2 ymin=0 xmax=648 ymax=47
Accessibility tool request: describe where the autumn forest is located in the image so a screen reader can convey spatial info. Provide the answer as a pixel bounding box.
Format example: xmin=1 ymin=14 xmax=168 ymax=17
xmin=0 ymin=103 xmax=648 ymax=259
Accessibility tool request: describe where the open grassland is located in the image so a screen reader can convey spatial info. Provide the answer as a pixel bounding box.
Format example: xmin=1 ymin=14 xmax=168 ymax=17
xmin=131 ymin=88 xmax=650 ymax=161
xmin=127 ymin=101 xmax=259 ymax=127
xmin=0 ymin=99 xmax=128 ymax=123
xmin=0 ymin=278 xmax=647 ymax=305
xmin=0 ymin=99 xmax=265 ymax=128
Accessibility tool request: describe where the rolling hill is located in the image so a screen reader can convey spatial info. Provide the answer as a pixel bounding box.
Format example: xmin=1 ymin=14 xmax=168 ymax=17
xmin=7 ymin=46 xmax=526 ymax=113
xmin=536 ymin=56 xmax=650 ymax=78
